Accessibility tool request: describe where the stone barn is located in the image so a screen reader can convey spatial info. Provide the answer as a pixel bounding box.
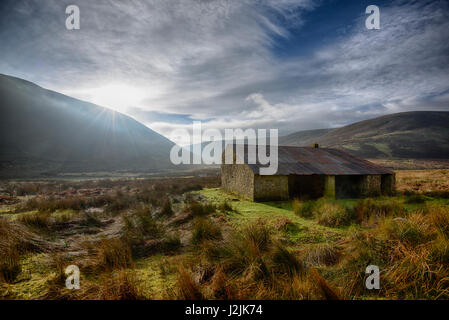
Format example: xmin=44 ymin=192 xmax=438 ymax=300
xmin=221 ymin=144 xmax=395 ymax=201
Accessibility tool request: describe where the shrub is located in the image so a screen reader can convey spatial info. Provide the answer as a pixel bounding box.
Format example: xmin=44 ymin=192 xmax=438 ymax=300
xmin=191 ymin=218 xmax=222 ymax=245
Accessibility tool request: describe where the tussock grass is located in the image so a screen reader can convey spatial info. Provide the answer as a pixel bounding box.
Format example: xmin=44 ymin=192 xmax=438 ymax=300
xmin=314 ymin=200 xmax=354 ymax=227
xmin=18 ymin=212 xmax=52 ymax=230
xmin=91 ymin=271 xmax=145 ymax=300
xmin=293 ymin=198 xmax=354 ymax=227
xmin=218 ymin=200 xmax=235 ymax=213
xmin=292 ymin=199 xmax=314 ymax=218
xmin=209 ymin=268 xmax=237 ymax=299
xmin=41 ymin=270 xmax=146 ymax=300
xmin=191 ymin=218 xmax=222 ymax=245
xmin=379 ymin=215 xmax=434 ymax=246
xmin=180 ymin=220 xmax=343 ymax=299
xmin=354 ymin=198 xmax=405 ymax=223
xmin=17 ymin=192 xmax=135 ymax=214
xmin=97 ymin=238 xmax=133 ymax=271
xmin=160 ymin=200 xmax=174 ymax=217
xmin=271 ymin=244 xmax=304 ymax=276
xmin=339 ymin=204 xmax=449 ymax=299
xmin=122 ymin=209 xmax=163 ymax=240
xmin=302 ymin=243 xmax=341 ymax=267
xmin=186 ymin=200 xmax=216 ymax=217
xmin=176 ymin=265 xmax=204 ymax=300
xmin=428 ymin=205 xmax=449 ymax=239
xmin=0 ymin=247 xmax=21 ymax=283
xmin=0 ymin=217 xmax=49 ymax=254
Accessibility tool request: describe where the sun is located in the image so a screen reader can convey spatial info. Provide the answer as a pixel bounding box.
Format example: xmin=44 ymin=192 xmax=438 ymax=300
xmin=88 ymin=84 xmax=146 ymax=114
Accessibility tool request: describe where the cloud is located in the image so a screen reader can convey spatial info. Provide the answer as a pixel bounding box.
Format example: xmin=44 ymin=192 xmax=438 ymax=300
xmin=0 ymin=0 xmax=448 ymax=145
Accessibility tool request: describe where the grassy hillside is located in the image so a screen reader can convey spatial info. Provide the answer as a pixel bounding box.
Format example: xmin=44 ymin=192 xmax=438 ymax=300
xmin=0 ymin=74 xmax=176 ymax=178
xmin=280 ymin=112 xmax=449 ymax=159
xmin=279 ymin=128 xmax=333 ymax=147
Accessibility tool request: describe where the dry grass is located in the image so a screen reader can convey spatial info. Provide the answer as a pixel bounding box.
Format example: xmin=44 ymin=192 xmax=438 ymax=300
xmin=176 ymin=265 xmax=204 ymax=300
xmin=186 ymin=200 xmax=216 ymax=217
xmin=97 ymin=238 xmax=133 ymax=271
xmin=191 ymin=218 xmax=222 ymax=245
xmin=354 ymin=198 xmax=405 ymax=223
xmin=314 ymin=201 xmax=354 ymax=227
xmin=2 ymin=171 xmax=448 ymax=300
xmin=302 ymin=243 xmax=341 ymax=267
xmin=18 ymin=212 xmax=52 ymax=230
xmin=341 ymin=204 xmax=449 ymax=299
xmin=41 ymin=270 xmax=146 ymax=300
xmin=396 ymin=169 xmax=449 ymax=197
xmin=0 ymin=217 xmax=50 ymax=254
xmin=0 ymin=247 xmax=21 ymax=283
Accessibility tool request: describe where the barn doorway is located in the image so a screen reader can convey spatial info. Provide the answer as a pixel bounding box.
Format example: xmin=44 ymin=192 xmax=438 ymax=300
xmin=288 ymin=175 xmax=325 ymax=200
xmin=335 ymin=175 xmax=364 ymax=198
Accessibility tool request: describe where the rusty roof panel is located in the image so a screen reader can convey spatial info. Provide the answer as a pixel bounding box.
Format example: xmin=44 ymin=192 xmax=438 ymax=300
xmin=230 ymin=144 xmax=394 ymax=175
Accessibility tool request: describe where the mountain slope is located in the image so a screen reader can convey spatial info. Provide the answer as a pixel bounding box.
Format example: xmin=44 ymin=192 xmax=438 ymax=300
xmin=279 ymin=128 xmax=334 ymax=147
xmin=280 ymin=111 xmax=449 ymax=159
xmin=0 ymin=74 xmax=176 ymax=177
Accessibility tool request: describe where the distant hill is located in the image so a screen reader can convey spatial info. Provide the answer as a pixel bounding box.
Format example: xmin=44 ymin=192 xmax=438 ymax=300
xmin=0 ymin=74 xmax=176 ymax=178
xmin=280 ymin=111 xmax=449 ymax=159
xmin=279 ymin=128 xmax=333 ymax=147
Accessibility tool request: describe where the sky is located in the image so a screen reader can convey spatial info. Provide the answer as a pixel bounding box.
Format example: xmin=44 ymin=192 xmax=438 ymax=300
xmin=1 ymin=0 xmax=448 ymax=145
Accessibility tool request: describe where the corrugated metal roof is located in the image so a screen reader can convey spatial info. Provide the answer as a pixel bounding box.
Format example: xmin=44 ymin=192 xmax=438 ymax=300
xmin=227 ymin=144 xmax=394 ymax=175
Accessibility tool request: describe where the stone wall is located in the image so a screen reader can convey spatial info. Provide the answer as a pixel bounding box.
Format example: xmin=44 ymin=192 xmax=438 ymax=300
xmin=221 ymin=164 xmax=254 ymax=200
xmin=254 ymin=175 xmax=289 ymax=201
